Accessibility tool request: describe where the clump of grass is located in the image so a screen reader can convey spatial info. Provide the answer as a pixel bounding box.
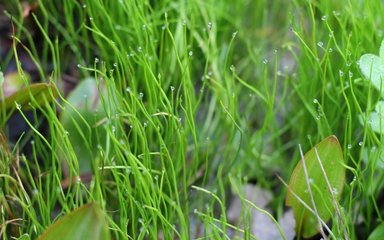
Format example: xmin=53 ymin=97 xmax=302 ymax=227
xmin=1 ymin=0 xmax=384 ymax=239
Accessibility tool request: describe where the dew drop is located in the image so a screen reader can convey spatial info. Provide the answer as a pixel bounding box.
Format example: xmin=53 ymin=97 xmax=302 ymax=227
xmin=321 ymin=15 xmax=327 ymax=21
xmin=333 ymin=11 xmax=340 ymax=17
xmin=188 ymin=51 xmax=193 ymax=57
xmin=82 ymin=4 xmax=86 ymax=8
xmin=317 ymin=41 xmax=324 ymax=48
xmin=170 ymin=86 xmax=175 ymax=91
xmin=76 ymin=176 xmax=81 ymax=184
xmin=230 ymin=65 xmax=235 ymax=72
xmin=358 ymin=141 xmax=363 ymax=146
xmin=126 ymin=87 xmax=131 ymax=92
xmin=347 ymin=144 xmax=352 ymax=149
xmin=15 ymin=102 xmax=22 ymax=110
xmin=94 ymin=58 xmax=99 ymax=63
xmin=349 ymin=71 xmax=353 ymax=78
xmin=139 ymin=92 xmax=144 ymax=99
xmin=263 ymin=59 xmax=268 ymax=64
xmin=207 ymin=22 xmax=212 ymax=30
xmin=339 ymin=70 xmax=344 ymax=77
xmin=313 ymin=98 xmax=318 ymax=104
xmin=137 ymin=46 xmax=142 ymax=52
xmin=232 ymin=31 xmax=238 ymax=38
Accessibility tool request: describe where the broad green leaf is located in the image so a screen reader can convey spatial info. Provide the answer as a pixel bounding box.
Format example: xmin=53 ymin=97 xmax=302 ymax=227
xmin=360 ymin=101 xmax=384 ymax=134
xmin=359 ymin=40 xmax=384 ymax=96
xmin=2 ymin=71 xmax=30 ymax=97
xmin=1 ymin=83 xmax=58 ymax=112
xmin=286 ymin=135 xmax=345 ymax=238
xmin=368 ymin=222 xmax=384 ymax=240
xmin=60 ymin=78 xmax=115 ymax=173
xmin=37 ymin=203 xmax=110 ymax=240
xmin=359 ymin=54 xmax=384 ymax=95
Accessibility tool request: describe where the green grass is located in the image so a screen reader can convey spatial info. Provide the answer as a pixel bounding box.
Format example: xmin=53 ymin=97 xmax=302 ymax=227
xmin=1 ymin=0 xmax=384 ymax=239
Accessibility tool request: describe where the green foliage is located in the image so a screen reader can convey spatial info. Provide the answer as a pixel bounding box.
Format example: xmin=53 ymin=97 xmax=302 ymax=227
xmin=1 ymin=83 xmax=58 ymax=112
xmin=37 ymin=203 xmax=110 ymax=240
xmin=0 ymin=130 xmax=11 ymax=175
xmin=1 ymin=0 xmax=384 ymax=239
xmin=359 ymin=40 xmax=384 ymax=96
xmin=368 ymin=222 xmax=384 ymax=240
xmin=286 ymin=136 xmax=345 ymax=238
xmin=359 ymin=40 xmax=384 ymax=134
xmin=60 ymin=77 xmax=114 ymax=173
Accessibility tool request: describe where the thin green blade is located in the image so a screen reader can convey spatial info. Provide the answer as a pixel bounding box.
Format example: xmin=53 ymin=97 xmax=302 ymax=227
xmin=0 ymin=130 xmax=11 ymax=175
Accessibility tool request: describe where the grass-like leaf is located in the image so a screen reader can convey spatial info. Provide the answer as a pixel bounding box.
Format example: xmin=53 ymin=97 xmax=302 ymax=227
xmin=0 ymin=129 xmax=11 ymax=175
